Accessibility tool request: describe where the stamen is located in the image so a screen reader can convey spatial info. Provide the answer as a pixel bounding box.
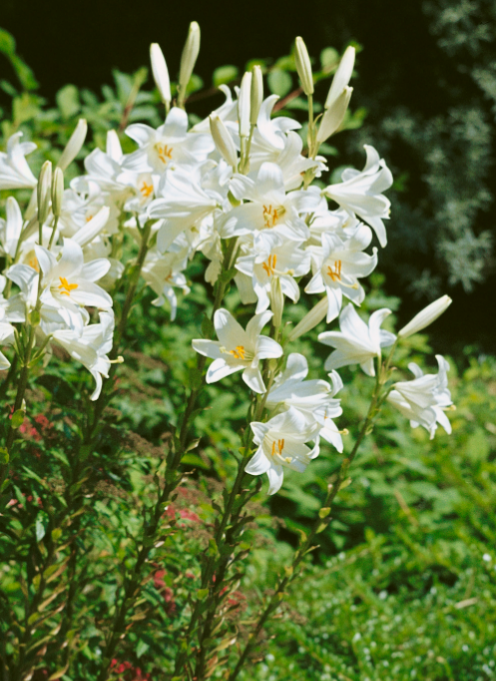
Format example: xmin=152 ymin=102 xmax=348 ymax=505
xmin=327 ymin=260 xmax=342 ymax=282
xmin=262 ymin=254 xmax=277 ymax=277
xmin=155 ymin=143 xmax=173 ymax=165
xmin=140 ymin=181 xmax=154 ymax=198
xmin=271 ymin=439 xmax=285 ymax=458
xmin=58 ymin=276 xmax=79 ymax=296
xmin=29 ymin=257 xmax=39 ymax=272
xmin=262 ymin=205 xmax=284 ymax=228
xmin=229 ymin=345 xmax=246 ymax=360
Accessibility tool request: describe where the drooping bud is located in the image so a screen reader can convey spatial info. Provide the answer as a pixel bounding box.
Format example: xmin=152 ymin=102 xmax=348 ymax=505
xmin=398 ymin=295 xmax=453 ymax=338
xmin=294 ymin=37 xmax=314 ymax=96
xmin=325 ymin=46 xmax=355 ymax=110
xmin=238 ymin=71 xmax=252 ymax=138
xmin=270 ymin=276 xmax=284 ymax=329
xmin=51 ymin=167 xmax=64 ymax=218
xmin=316 ymin=86 xmax=353 ymax=144
xmin=250 ymin=65 xmax=264 ymax=125
xmin=37 ymin=161 xmax=52 ymax=226
xmin=57 ymin=119 xmax=87 ymax=171
xmin=288 ymin=297 xmax=328 ymax=341
xmin=178 ymin=21 xmax=201 ymax=106
xmin=150 ymin=43 xmax=171 ymax=108
xmin=209 ymin=116 xmax=237 ymax=169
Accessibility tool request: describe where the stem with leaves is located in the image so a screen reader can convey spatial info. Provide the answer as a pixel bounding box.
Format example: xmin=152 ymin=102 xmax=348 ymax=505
xmin=227 ymin=343 xmax=398 ymax=680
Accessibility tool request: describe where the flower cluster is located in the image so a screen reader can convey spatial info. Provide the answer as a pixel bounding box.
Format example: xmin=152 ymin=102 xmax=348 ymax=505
xmin=0 ymin=31 xmax=454 ymax=489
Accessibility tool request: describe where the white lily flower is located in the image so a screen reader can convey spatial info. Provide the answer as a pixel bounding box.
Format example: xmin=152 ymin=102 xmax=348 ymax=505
xmin=246 ymin=407 xmax=320 ymax=494
xmin=0 ymin=197 xmax=23 ymax=258
xmin=52 ymin=311 xmax=114 ymax=400
xmin=235 ymin=230 xmax=310 ymax=313
xmin=0 ymin=321 xmax=15 ymax=370
xmin=323 ymin=145 xmax=393 ymax=247
xmin=387 ymin=355 xmax=453 ymax=439
xmin=57 ymin=119 xmax=87 ymax=172
xmin=35 ymin=239 xmax=112 ymax=333
xmin=398 ymin=295 xmax=452 ymax=338
xmin=223 ymin=162 xmax=319 ymax=241
xmin=318 ymin=303 xmax=396 ymax=375
xmin=305 ymin=225 xmax=378 ymax=322
xmin=150 ymin=43 xmax=171 ymax=108
xmin=141 ymin=246 xmax=190 ymax=321
xmin=266 ymin=353 xmax=344 ymax=452
xmin=192 ymin=308 xmax=283 ymax=393
xmin=325 ymin=46 xmax=355 ymax=110
xmin=123 ymin=107 xmax=213 ymax=174
xmin=0 ymin=132 xmax=37 ymax=190
xmin=0 ymin=275 xmax=25 ymax=325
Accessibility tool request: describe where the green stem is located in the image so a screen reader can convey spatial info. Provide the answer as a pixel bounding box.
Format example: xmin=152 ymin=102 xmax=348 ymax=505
xmin=228 ymin=346 xmax=398 ymax=681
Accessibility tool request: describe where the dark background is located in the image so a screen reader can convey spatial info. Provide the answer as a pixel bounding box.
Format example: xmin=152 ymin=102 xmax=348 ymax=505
xmin=1 ymin=0 xmax=495 ymax=356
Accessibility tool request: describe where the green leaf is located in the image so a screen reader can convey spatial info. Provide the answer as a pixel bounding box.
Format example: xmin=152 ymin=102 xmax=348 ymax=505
xmin=136 ymin=639 xmax=149 ymax=659
xmin=213 ymin=65 xmax=239 ymax=87
xmin=11 ymin=409 xmax=25 ymax=429
xmin=267 ymin=70 xmax=292 ymax=98
xmin=56 ymin=84 xmax=80 ymax=119
xmin=0 ymin=28 xmax=16 ymax=55
xmin=181 ymin=453 xmax=209 ymax=469
xmin=36 ymin=515 xmax=46 ymax=542
xmin=196 ymin=588 xmax=209 ymax=600
xmin=0 ymin=447 xmax=8 ymax=465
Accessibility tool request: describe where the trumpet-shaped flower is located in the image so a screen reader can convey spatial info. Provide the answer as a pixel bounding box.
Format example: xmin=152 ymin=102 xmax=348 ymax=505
xmin=0 ymin=197 xmax=23 ymax=259
xmin=387 ymin=356 xmax=453 ymax=439
xmin=0 ymin=133 xmax=37 ymax=190
xmin=246 ymin=407 xmax=320 ymax=494
xmin=318 ymin=303 xmax=396 ymax=375
xmin=52 ymin=311 xmax=114 ymax=400
xmin=192 ymin=308 xmax=282 ymax=393
xmin=323 ymin=145 xmax=392 ymax=247
xmin=305 ymin=225 xmax=378 ymax=322
xmin=235 ymin=231 xmax=310 ymax=313
xmin=35 ymin=238 xmax=112 ymax=333
xmin=123 ymin=107 xmax=212 ymax=174
xmin=223 ymin=162 xmax=319 ymax=241
xmin=266 ymin=353 xmax=344 ymax=452
xmin=0 ymin=321 xmax=15 ymax=370
xmin=141 ymin=246 xmax=190 ymax=321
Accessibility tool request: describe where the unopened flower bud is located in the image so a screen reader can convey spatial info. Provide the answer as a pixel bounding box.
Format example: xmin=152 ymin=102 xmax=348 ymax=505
xmin=288 ymin=297 xmax=328 ymax=341
xmin=57 ymin=119 xmax=87 ymax=171
xmin=270 ymin=276 xmax=284 ymax=329
xmin=238 ymin=71 xmax=252 ymax=138
xmin=294 ymin=37 xmax=314 ymax=96
xmin=316 ymin=86 xmax=353 ymax=144
xmin=209 ymin=116 xmax=237 ymax=169
xmin=398 ymin=295 xmax=452 ymax=338
xmin=178 ymin=21 xmax=201 ymax=105
xmin=250 ymin=65 xmax=264 ymax=125
xmin=325 ymin=46 xmax=355 ymax=109
xmin=51 ymin=167 xmax=64 ymax=218
xmin=150 ymin=43 xmax=171 ymax=108
xmin=37 ymin=161 xmax=52 ymax=226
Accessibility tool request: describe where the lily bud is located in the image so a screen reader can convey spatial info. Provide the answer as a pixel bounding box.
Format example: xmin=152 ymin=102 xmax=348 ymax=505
xmin=288 ymin=297 xmax=328 ymax=341
xmin=37 ymin=161 xmax=52 ymax=226
xmin=250 ymin=65 xmax=263 ymax=125
xmin=325 ymin=46 xmax=355 ymax=109
xmin=270 ymin=276 xmax=284 ymax=329
xmin=178 ymin=21 xmax=201 ymax=104
xmin=150 ymin=43 xmax=171 ymax=108
xmin=238 ymin=71 xmax=252 ymax=138
xmin=57 ymin=119 xmax=87 ymax=171
xmin=209 ymin=116 xmax=237 ymax=169
xmin=316 ymin=86 xmax=353 ymax=144
xmin=51 ymin=167 xmax=64 ymax=218
xmin=398 ymin=295 xmax=453 ymax=338
xmin=294 ymin=37 xmax=314 ymax=96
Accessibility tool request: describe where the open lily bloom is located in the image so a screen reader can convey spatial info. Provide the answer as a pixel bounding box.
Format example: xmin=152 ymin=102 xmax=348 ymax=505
xmin=246 ymin=407 xmax=320 ymax=495
xmin=235 ymin=231 xmax=311 ymax=314
xmin=123 ymin=107 xmax=213 ymax=174
xmin=387 ymin=355 xmax=453 ymax=439
xmin=141 ymin=246 xmax=190 ymax=321
xmin=323 ymin=145 xmax=393 ymax=247
xmin=0 ymin=132 xmax=37 ymax=190
xmin=306 ymin=224 xmax=378 ymax=322
xmin=222 ymin=162 xmax=319 ymax=241
xmin=35 ymin=239 xmax=112 ymax=334
xmin=0 ymin=321 xmax=16 ymax=370
xmin=52 ymin=311 xmax=114 ymax=400
xmin=0 ymin=197 xmax=24 ymax=259
xmin=192 ymin=308 xmax=282 ymax=393
xmin=318 ymin=303 xmax=396 ymax=376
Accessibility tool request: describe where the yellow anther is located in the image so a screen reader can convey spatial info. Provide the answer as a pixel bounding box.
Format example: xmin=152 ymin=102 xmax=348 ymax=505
xmin=263 ymin=204 xmax=281 ymax=228
xmin=140 ymin=181 xmax=154 ymax=198
xmin=155 ymin=143 xmax=173 ymax=165
xmin=262 ymin=253 xmax=277 ymax=277
xmin=271 ymin=438 xmax=285 ymax=457
xmin=327 ymin=260 xmax=342 ymax=282
xmin=229 ymin=345 xmax=246 ymax=360
xmin=58 ymin=276 xmax=79 ymax=296
xmin=29 ymin=257 xmax=39 ymax=272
